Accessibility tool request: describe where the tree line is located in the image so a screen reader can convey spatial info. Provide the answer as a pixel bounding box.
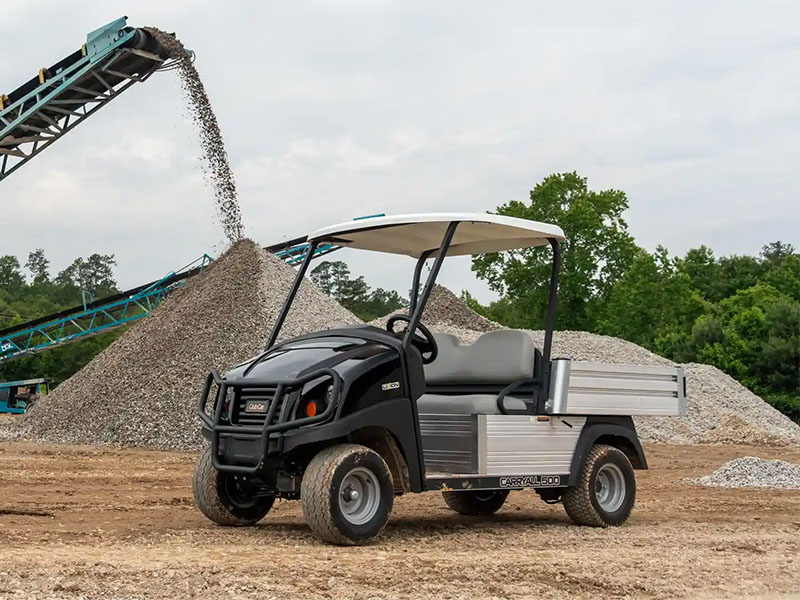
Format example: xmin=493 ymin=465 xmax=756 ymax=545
xmin=310 ymin=260 xmax=408 ymax=320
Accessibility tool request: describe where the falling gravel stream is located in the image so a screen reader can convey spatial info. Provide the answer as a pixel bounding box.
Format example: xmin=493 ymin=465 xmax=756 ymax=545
xmin=145 ymin=27 xmax=243 ymax=243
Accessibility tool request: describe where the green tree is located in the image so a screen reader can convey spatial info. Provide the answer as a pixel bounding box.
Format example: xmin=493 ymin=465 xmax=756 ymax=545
xmin=715 ymin=254 xmax=764 ymax=301
xmin=596 ymin=246 xmax=708 ymax=350
xmin=678 ymin=241 xmax=796 ymax=304
xmin=337 ymin=275 xmax=371 ymax=314
xmin=764 ymin=253 xmax=800 ymax=302
xmin=0 ymin=256 xmax=25 ymax=290
xmin=679 ymin=246 xmax=722 ymax=301
xmin=310 ymin=260 xmax=350 ymax=297
xmin=471 ymin=172 xmax=637 ymax=330
xmin=761 ymin=241 xmax=795 ymax=265
xmin=56 ymin=253 xmax=118 ymax=297
xmin=361 ymin=288 xmax=407 ymax=320
xmin=684 ymin=283 xmax=799 ymax=403
xmin=25 ymin=249 xmax=50 ymax=284
xmin=759 ymin=301 xmax=800 ymax=392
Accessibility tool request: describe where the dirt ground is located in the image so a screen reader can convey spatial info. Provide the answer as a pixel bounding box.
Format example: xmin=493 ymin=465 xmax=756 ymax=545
xmin=1 ymin=438 xmax=798 ymax=600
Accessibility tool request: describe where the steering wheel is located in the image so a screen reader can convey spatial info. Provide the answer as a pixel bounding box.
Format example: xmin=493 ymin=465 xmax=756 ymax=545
xmin=386 ymin=314 xmax=438 ymax=364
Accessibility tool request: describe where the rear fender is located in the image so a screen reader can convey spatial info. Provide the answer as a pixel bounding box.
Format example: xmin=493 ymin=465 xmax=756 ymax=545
xmin=567 ymin=416 xmax=647 ymax=486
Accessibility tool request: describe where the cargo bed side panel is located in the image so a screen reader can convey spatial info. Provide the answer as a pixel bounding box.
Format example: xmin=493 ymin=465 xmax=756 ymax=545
xmin=481 ymin=415 xmax=585 ymax=475
xmin=547 ymin=361 xmax=686 ymax=416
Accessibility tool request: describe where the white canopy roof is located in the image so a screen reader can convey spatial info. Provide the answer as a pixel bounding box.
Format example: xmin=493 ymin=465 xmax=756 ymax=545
xmin=307 ymin=213 xmax=565 ymax=258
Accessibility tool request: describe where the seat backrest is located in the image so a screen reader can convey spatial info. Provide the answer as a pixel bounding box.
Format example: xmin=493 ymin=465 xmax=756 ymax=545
xmin=424 ymin=330 xmax=536 ymax=385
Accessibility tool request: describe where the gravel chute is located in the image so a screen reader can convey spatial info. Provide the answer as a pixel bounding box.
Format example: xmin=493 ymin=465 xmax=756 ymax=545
xmin=145 ymin=27 xmax=243 ymax=243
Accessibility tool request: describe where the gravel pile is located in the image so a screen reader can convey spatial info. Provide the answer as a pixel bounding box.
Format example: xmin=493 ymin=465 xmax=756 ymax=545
xmin=3 ymin=240 xmax=360 ymax=450
xmin=635 ymin=364 xmax=800 ymax=446
xmin=422 ymin=286 xmax=499 ymax=332
xmin=371 ymin=285 xmax=499 ymax=333
xmin=146 ymin=27 xmax=243 ymax=242
xmin=692 ymin=457 xmax=800 ymax=489
xmin=397 ymin=287 xmax=800 ymax=447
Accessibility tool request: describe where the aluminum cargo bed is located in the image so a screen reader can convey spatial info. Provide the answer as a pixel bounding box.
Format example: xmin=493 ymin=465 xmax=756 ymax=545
xmin=546 ymin=360 xmax=687 ymax=416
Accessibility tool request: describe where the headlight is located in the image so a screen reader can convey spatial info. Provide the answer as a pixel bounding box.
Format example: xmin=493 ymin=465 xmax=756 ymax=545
xmin=297 ymin=383 xmax=334 ymax=419
xmin=222 ymin=387 xmax=235 ymax=418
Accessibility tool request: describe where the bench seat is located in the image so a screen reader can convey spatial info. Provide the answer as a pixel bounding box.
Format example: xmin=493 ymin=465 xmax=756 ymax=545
xmin=419 ymin=330 xmax=537 ymax=415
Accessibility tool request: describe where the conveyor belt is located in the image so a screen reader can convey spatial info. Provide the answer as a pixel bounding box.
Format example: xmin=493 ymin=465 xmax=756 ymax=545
xmin=0 ymin=17 xmax=174 ymax=181
xmin=0 ymin=254 xmax=213 ymax=362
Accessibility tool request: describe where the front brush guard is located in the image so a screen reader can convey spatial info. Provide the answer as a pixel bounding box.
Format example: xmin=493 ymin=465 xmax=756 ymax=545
xmin=198 ymin=367 xmax=342 ymax=474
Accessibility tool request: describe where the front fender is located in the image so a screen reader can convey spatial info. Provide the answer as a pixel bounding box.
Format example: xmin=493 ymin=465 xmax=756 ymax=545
xmin=280 ymin=396 xmax=423 ymax=492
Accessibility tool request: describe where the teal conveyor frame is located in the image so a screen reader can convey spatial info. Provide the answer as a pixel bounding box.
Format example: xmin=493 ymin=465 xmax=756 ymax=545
xmin=0 ymin=17 xmax=170 ymax=181
xmin=0 ymin=254 xmax=213 ymax=362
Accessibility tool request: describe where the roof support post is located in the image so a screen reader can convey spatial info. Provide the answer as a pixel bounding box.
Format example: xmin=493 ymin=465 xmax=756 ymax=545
xmin=537 ymin=238 xmax=560 ymax=413
xmin=409 ymin=249 xmax=434 ymax=313
xmin=403 ymin=222 xmax=459 ymax=352
xmin=266 ymin=240 xmax=319 ymax=349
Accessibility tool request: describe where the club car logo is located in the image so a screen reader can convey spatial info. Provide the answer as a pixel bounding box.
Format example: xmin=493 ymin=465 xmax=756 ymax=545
xmin=245 ymin=400 xmax=268 ymax=413
xmin=499 ymin=475 xmax=561 ymax=488
xmin=381 ymin=381 xmax=400 ymax=391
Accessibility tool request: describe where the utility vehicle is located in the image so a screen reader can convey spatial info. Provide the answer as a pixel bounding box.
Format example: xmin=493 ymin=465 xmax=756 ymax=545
xmin=194 ymin=213 xmax=686 ymax=545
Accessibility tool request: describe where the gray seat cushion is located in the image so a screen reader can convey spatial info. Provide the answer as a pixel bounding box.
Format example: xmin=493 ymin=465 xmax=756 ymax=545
xmin=424 ymin=330 xmax=536 ymax=385
xmin=417 ymin=393 xmax=528 ymax=415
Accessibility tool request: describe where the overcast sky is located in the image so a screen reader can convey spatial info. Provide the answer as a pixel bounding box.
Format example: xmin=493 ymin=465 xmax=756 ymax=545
xmin=2 ymin=1 xmax=798 ymax=302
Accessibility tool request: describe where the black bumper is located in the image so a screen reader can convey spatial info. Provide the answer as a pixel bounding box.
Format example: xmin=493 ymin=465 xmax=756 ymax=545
xmin=198 ymin=368 xmax=342 ymax=474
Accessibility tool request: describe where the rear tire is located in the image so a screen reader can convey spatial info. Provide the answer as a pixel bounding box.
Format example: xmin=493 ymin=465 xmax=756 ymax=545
xmin=301 ymin=444 xmax=394 ymax=545
xmin=442 ymin=489 xmax=509 ymax=516
xmin=192 ymin=446 xmax=274 ymax=526
xmin=563 ymin=444 xmax=635 ymax=527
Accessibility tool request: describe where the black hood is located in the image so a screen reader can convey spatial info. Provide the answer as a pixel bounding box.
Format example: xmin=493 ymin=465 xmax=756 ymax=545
xmin=225 ymin=327 xmax=398 ymax=383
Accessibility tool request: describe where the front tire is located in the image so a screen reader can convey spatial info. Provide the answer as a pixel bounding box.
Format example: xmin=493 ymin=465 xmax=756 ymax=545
xmin=301 ymin=444 xmax=394 ymax=545
xmin=563 ymin=444 xmax=635 ymax=527
xmin=442 ymin=489 xmax=509 ymax=515
xmin=192 ymin=446 xmax=274 ymax=526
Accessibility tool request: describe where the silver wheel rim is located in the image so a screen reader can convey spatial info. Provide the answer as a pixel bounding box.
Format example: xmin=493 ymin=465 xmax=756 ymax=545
xmin=595 ymin=463 xmax=626 ymax=512
xmin=339 ymin=467 xmax=381 ymax=525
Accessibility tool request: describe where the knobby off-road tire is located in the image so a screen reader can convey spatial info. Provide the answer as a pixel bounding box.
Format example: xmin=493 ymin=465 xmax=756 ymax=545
xmin=563 ymin=444 xmax=636 ymax=527
xmin=192 ymin=445 xmax=274 ymax=526
xmin=442 ymin=489 xmax=509 ymax=516
xmin=301 ymin=444 xmax=394 ymax=545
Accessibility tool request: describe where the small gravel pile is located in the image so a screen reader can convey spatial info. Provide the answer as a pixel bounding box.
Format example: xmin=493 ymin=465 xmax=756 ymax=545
xmin=146 ymin=27 xmax=243 ymax=242
xmin=692 ymin=457 xmax=800 ymax=489
xmin=4 ymin=240 xmax=360 ymax=450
